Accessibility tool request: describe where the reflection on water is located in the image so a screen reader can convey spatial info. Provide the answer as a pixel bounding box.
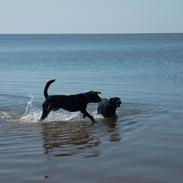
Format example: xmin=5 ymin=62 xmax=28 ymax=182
xmin=42 ymin=121 xmax=100 ymax=157
xmin=42 ymin=118 xmax=121 ymax=158
xmin=101 ymin=117 xmax=122 ymax=142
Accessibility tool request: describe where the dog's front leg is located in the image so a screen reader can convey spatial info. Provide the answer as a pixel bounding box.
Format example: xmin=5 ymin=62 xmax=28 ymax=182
xmin=81 ymin=110 xmax=96 ymax=123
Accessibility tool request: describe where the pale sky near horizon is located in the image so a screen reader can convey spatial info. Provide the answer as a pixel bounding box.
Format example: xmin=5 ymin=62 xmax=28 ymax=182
xmin=0 ymin=0 xmax=182 ymax=34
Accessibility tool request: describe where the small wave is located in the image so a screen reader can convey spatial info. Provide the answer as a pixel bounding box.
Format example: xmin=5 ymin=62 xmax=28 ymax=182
xmin=0 ymin=111 xmax=18 ymax=123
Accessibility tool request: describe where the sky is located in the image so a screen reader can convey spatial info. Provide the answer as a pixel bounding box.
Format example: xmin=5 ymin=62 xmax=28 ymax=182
xmin=0 ymin=0 xmax=183 ymax=34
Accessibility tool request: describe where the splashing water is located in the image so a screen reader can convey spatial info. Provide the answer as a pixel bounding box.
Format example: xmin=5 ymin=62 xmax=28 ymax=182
xmin=20 ymin=94 xmax=41 ymax=122
xmin=24 ymin=94 xmax=34 ymax=115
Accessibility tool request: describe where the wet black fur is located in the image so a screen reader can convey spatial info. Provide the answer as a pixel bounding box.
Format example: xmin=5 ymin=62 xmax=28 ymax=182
xmin=98 ymin=97 xmax=121 ymax=118
xmin=40 ymin=80 xmax=101 ymax=122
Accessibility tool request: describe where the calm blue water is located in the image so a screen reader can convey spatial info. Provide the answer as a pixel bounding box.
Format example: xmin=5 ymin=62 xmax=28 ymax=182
xmin=0 ymin=34 xmax=183 ymax=183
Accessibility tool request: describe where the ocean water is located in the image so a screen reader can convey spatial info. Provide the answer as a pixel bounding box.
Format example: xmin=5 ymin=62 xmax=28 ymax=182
xmin=0 ymin=34 xmax=183 ymax=183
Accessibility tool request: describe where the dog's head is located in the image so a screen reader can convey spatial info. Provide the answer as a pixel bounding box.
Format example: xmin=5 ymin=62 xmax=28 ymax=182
xmin=85 ymin=91 xmax=102 ymax=103
xmin=109 ymin=97 xmax=121 ymax=108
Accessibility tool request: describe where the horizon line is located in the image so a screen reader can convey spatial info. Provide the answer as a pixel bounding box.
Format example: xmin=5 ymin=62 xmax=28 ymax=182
xmin=0 ymin=32 xmax=182 ymax=35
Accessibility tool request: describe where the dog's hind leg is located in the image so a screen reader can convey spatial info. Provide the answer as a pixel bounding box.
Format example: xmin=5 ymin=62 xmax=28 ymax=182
xmin=40 ymin=101 xmax=52 ymax=121
xmin=40 ymin=109 xmax=50 ymax=121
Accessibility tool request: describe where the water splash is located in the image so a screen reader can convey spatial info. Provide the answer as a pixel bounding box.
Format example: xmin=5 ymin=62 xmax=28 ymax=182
xmin=24 ymin=93 xmax=34 ymax=115
xmin=0 ymin=111 xmax=18 ymax=123
xmin=20 ymin=94 xmax=41 ymax=122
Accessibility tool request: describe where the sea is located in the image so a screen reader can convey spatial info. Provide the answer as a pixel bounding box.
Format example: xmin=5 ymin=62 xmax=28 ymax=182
xmin=0 ymin=34 xmax=183 ymax=183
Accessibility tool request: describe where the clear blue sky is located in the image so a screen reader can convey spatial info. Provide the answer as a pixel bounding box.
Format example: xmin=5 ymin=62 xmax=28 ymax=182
xmin=0 ymin=0 xmax=183 ymax=33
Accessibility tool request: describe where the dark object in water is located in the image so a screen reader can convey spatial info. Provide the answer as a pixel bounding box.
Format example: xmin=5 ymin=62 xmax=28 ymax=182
xmin=98 ymin=97 xmax=121 ymax=118
xmin=40 ymin=79 xmax=101 ymax=123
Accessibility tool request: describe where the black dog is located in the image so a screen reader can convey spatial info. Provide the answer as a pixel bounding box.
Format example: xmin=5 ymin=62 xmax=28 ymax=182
xmin=98 ymin=97 xmax=121 ymax=118
xmin=40 ymin=79 xmax=101 ymax=122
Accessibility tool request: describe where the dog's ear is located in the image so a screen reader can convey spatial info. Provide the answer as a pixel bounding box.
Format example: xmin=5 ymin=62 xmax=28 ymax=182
xmin=109 ymin=98 xmax=115 ymax=104
xmin=109 ymin=98 xmax=113 ymax=103
xmin=109 ymin=97 xmax=122 ymax=104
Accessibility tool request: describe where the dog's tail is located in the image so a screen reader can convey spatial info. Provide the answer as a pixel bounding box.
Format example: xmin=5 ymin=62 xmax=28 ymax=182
xmin=44 ymin=79 xmax=55 ymax=99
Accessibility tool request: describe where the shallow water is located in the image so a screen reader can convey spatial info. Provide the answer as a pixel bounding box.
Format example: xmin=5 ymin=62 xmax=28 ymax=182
xmin=0 ymin=34 xmax=183 ymax=183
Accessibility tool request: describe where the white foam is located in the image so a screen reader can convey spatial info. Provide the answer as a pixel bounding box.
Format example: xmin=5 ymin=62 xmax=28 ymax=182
xmin=0 ymin=111 xmax=18 ymax=123
xmin=19 ymin=94 xmax=40 ymax=122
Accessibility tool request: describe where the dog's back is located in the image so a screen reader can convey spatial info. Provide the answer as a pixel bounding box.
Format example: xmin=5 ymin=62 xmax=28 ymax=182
xmin=46 ymin=93 xmax=88 ymax=112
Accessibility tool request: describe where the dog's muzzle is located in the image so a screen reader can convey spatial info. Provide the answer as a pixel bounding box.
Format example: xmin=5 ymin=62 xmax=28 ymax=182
xmin=115 ymin=100 xmax=121 ymax=107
